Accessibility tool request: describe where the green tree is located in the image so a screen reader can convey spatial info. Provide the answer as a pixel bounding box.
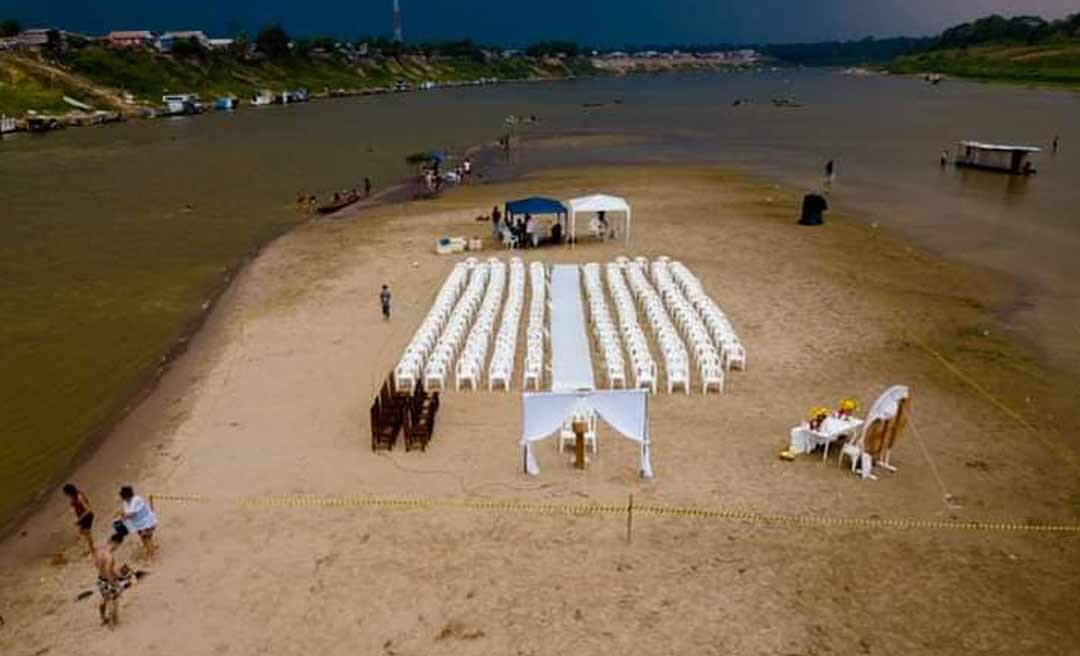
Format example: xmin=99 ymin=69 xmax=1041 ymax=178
xmin=170 ymin=36 xmax=205 ymax=59
xmin=255 ymin=24 xmax=290 ymax=59
xmin=312 ymin=36 xmax=337 ymax=52
xmin=0 ymin=19 xmax=20 ymax=37
xmin=228 ymin=31 xmax=250 ymax=59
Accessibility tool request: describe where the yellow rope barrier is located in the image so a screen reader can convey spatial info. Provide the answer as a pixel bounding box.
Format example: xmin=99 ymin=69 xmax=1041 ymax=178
xmin=148 ymin=493 xmax=1080 ymax=534
xmin=909 ymin=335 xmax=1080 ymax=476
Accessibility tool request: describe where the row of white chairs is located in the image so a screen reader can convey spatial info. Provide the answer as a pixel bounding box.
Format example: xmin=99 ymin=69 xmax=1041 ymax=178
xmin=625 ymin=262 xmax=692 ymax=394
xmin=650 ymin=259 xmax=725 ymax=394
xmin=488 ymin=258 xmax=525 ymax=391
xmin=583 ymin=263 xmax=627 ymax=388
xmin=421 ymin=262 xmax=491 ymax=390
xmin=606 ymin=263 xmax=658 ymax=393
xmin=523 ymin=262 xmax=547 ymax=391
xmin=669 ymin=261 xmax=747 ymax=371
xmin=393 ymin=262 xmax=470 ymax=392
xmin=455 ymin=259 xmax=507 ymax=390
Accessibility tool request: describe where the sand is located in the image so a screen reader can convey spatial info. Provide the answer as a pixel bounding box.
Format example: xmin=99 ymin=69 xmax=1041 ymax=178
xmin=1 ymin=164 xmax=1077 ymax=655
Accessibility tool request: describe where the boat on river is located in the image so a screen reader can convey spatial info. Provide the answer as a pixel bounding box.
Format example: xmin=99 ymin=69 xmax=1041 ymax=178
xmin=317 ymin=191 xmax=361 ymax=214
xmin=955 ymin=141 xmax=1040 ymax=175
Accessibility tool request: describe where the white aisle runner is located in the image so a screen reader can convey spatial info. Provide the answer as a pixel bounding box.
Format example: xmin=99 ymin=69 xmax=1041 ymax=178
xmin=549 ymin=265 xmax=595 ymax=392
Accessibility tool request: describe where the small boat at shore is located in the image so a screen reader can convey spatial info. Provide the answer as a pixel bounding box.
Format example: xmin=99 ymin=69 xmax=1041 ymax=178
xmin=252 ymin=90 xmax=276 ymax=106
xmin=317 ymin=191 xmax=361 ymax=214
xmin=955 ymin=141 xmax=1040 ymax=175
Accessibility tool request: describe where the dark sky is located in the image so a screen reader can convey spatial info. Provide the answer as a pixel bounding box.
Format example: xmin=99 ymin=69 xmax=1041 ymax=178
xmin=4 ymin=1 xmax=1076 ymax=45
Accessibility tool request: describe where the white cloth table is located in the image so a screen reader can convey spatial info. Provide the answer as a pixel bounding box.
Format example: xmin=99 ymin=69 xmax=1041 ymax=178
xmin=788 ymin=416 xmax=864 ymax=459
xmin=549 ymin=265 xmax=595 ymax=392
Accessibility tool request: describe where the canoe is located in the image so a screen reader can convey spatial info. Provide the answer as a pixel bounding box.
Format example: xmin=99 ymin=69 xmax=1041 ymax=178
xmin=317 ymin=193 xmax=360 ymax=214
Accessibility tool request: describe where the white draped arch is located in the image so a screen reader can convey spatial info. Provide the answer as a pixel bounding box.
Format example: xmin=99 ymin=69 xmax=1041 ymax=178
xmin=520 ymin=389 xmax=652 ymax=478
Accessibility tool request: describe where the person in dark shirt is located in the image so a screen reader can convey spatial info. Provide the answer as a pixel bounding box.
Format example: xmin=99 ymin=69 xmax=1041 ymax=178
xmin=63 ymin=483 xmax=95 ymax=555
xmin=380 ymin=285 xmax=391 ymax=320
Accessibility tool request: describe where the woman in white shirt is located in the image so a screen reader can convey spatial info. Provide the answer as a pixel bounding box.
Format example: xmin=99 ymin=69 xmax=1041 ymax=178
xmin=117 ymin=485 xmax=158 ymax=558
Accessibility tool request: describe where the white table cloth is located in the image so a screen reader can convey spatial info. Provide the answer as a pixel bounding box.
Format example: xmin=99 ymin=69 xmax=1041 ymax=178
xmin=789 ymin=416 xmax=864 ymax=458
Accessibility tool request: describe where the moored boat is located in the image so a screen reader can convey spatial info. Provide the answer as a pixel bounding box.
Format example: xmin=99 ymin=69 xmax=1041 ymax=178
xmin=317 ymin=191 xmax=361 ymax=214
xmin=954 ymin=141 xmax=1040 ymax=175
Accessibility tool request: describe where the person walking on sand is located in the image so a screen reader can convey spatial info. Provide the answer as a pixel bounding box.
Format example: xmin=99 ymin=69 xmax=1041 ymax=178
xmin=95 ymin=533 xmax=124 ymax=628
xmin=364 ymin=177 xmax=372 ymax=198
xmin=824 ymin=159 xmax=836 ymax=190
xmin=462 ymin=157 xmax=473 ymax=183
xmin=940 ymin=148 xmax=949 ymax=167
xmin=380 ymin=285 xmax=392 ymax=320
xmin=117 ymin=486 xmax=157 ymax=559
xmin=491 ymin=205 xmax=502 ymax=242
xmin=63 ymin=483 xmax=95 ymax=555
xmin=1053 ymin=135 xmax=1059 ymax=154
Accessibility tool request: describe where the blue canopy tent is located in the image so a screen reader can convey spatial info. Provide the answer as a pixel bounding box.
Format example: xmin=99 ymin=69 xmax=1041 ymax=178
xmin=503 ymin=197 xmax=568 ymax=248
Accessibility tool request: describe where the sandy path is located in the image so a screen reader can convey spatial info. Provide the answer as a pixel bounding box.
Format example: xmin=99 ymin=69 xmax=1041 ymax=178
xmin=1 ymin=165 xmax=1077 ymax=655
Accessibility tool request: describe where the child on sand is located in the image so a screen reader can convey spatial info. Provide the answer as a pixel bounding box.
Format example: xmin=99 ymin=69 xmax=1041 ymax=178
xmin=117 ymin=486 xmax=158 ymax=559
xmin=95 ymin=534 xmax=124 ymax=628
xmin=63 ymin=483 xmax=95 ymax=555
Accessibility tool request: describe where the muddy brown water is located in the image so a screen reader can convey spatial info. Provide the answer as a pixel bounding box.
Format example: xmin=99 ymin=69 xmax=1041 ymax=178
xmin=1 ymin=69 xmax=1077 ymax=527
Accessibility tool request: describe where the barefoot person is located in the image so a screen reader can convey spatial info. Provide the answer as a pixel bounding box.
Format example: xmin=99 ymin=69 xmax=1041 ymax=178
xmin=63 ymin=483 xmax=95 ymax=555
xmin=117 ymin=486 xmax=158 ymax=559
xmin=95 ymin=534 xmax=123 ymax=628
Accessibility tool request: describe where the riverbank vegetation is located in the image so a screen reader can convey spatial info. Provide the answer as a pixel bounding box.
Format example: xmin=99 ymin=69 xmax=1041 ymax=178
xmin=886 ymin=13 xmax=1080 ymax=86
xmin=0 ymin=26 xmax=600 ymax=118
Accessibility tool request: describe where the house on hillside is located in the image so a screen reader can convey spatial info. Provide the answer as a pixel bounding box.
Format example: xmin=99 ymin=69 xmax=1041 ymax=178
xmin=207 ymin=38 xmax=234 ymax=50
xmin=157 ymin=31 xmax=211 ymax=52
xmin=108 ymin=31 xmax=154 ymax=49
xmin=12 ymin=28 xmax=65 ymax=52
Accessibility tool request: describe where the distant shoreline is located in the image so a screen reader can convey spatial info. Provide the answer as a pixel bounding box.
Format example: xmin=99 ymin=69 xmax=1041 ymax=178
xmin=0 ymin=49 xmax=769 ymax=137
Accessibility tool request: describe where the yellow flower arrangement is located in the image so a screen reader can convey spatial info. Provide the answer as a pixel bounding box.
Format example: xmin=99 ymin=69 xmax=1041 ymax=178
xmin=838 ymin=398 xmax=859 ymax=416
xmin=808 ymin=406 xmax=830 ymax=421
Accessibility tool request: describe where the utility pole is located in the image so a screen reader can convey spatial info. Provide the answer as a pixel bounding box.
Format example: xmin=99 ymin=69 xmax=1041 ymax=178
xmin=393 ymin=0 xmax=403 ymax=43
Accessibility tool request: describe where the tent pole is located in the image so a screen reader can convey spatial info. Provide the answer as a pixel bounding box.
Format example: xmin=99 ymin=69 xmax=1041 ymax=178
xmin=626 ymin=493 xmax=634 ymax=543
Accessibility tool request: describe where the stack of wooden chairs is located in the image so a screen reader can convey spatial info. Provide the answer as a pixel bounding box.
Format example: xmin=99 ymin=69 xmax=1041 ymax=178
xmin=370 ymin=373 xmax=440 ymax=452
xmin=403 ymin=380 xmax=439 ymax=452
xmin=370 ymin=374 xmax=407 ymax=451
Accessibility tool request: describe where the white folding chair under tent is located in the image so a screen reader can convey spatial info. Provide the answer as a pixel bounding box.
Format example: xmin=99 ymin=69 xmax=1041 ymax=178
xmin=519 ymin=389 xmax=653 ymax=479
xmin=567 ymin=194 xmax=632 ymax=245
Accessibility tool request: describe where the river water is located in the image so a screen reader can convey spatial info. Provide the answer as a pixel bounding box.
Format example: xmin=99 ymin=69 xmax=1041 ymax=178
xmin=1 ymin=69 xmax=1077 ymax=526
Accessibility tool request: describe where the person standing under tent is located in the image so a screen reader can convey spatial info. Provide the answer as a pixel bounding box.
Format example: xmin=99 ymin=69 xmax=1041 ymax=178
xmin=462 ymin=157 xmax=473 ymax=182
xmin=525 ymin=214 xmax=538 ymax=249
xmin=364 ymin=177 xmax=372 ymax=197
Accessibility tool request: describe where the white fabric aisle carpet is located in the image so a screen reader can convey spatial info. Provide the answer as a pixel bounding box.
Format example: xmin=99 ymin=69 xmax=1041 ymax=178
xmin=549 ymin=264 xmax=596 ymax=392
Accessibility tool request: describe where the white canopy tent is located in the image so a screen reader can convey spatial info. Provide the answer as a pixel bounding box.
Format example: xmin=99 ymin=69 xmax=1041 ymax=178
xmin=520 ymin=389 xmax=653 ymax=478
xmin=567 ymin=194 xmax=632 ymax=245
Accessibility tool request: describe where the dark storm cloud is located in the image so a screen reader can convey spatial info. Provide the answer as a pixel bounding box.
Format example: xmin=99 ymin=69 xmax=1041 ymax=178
xmin=3 ymin=0 xmax=1075 ymax=44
